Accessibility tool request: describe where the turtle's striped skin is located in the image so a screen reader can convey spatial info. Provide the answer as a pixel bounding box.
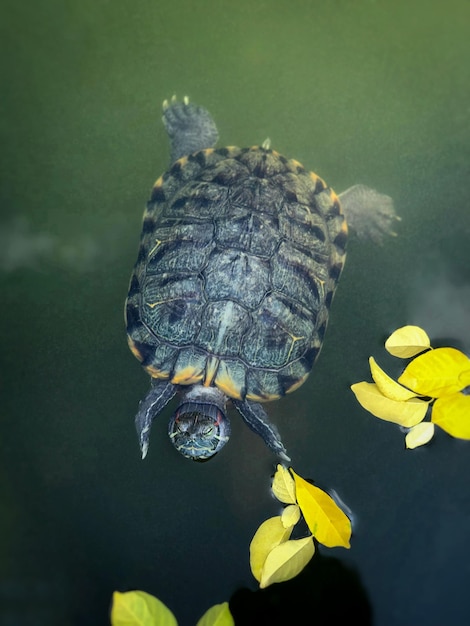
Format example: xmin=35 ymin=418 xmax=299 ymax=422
xmin=126 ymin=146 xmax=347 ymax=406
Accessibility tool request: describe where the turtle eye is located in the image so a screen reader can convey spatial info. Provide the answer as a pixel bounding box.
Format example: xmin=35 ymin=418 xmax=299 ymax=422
xmin=173 ymin=417 xmax=192 ymax=435
xmin=200 ymin=423 xmax=215 ymax=437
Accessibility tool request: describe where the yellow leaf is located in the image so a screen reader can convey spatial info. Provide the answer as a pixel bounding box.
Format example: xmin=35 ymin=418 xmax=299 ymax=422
xmin=291 ymin=470 xmax=351 ymax=549
xmin=385 ymin=325 xmax=431 ymax=357
xmin=432 ymin=393 xmax=470 ymax=439
xmin=111 ymin=591 xmax=178 ymax=626
xmin=196 ymin=602 xmax=234 ymax=626
xmin=249 ymin=516 xmax=293 ymax=582
xmin=259 ymin=536 xmax=315 ymax=588
xmin=281 ymin=504 xmax=301 ymax=528
xmin=271 ymin=464 xmax=297 ymax=504
xmin=398 ymin=347 xmax=470 ymax=397
xmin=351 ymin=382 xmax=429 ymax=427
xmin=369 ymin=356 xmax=417 ymax=401
xmin=405 ymin=422 xmax=435 ymax=449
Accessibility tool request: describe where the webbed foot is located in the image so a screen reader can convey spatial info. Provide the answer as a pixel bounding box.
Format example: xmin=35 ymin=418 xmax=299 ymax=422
xmin=162 ymin=95 xmax=219 ymax=163
xmin=338 ymin=184 xmax=400 ymax=244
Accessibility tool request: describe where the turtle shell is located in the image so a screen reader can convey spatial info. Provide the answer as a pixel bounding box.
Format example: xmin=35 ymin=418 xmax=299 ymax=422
xmin=126 ymin=146 xmax=348 ymax=402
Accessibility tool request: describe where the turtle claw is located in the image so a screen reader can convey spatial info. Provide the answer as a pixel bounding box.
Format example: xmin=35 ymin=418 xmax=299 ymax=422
xmin=140 ymin=438 xmax=149 ymax=460
xmin=278 ymin=449 xmax=291 ymax=463
xmin=262 ymin=137 xmax=271 ymax=150
xmin=162 ymin=94 xmax=179 ymax=112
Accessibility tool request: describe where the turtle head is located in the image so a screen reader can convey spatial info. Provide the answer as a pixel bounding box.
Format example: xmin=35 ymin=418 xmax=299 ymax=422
xmin=168 ymin=400 xmax=230 ymax=460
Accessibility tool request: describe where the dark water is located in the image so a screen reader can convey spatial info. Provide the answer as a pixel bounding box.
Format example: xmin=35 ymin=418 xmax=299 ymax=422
xmin=1 ymin=0 xmax=470 ymax=624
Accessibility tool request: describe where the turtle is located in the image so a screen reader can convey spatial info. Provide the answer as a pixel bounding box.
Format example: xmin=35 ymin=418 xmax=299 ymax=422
xmin=125 ymin=96 xmax=398 ymax=461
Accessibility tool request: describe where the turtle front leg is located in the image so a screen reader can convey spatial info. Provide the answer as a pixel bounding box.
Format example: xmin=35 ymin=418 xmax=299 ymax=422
xmin=162 ymin=96 xmax=219 ymax=163
xmin=233 ymin=399 xmax=291 ymax=462
xmin=135 ymin=380 xmax=177 ymax=459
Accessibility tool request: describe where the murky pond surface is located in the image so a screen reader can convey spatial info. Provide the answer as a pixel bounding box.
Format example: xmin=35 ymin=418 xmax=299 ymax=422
xmin=1 ymin=1 xmax=469 ymax=624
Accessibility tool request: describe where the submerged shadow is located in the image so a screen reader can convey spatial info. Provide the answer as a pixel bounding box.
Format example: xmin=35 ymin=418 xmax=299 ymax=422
xmin=229 ymin=548 xmax=372 ymax=626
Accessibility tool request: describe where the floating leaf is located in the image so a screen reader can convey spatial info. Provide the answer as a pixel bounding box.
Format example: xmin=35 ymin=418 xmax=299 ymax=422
xmin=291 ymin=470 xmax=351 ymax=548
xmin=249 ymin=516 xmax=293 ymax=582
xmin=196 ymin=602 xmax=234 ymax=626
xmin=281 ymin=504 xmax=301 ymax=528
xmin=369 ymin=356 xmax=416 ymax=401
xmin=385 ymin=325 xmax=431 ymax=358
xmin=405 ymin=422 xmax=435 ymax=449
xmin=111 ymin=591 xmax=177 ymax=626
xmin=271 ymin=464 xmax=297 ymax=504
xmin=432 ymin=393 xmax=470 ymax=439
xmin=351 ymin=382 xmax=429 ymax=427
xmin=259 ymin=536 xmax=315 ymax=588
xmin=399 ymin=347 xmax=470 ymax=397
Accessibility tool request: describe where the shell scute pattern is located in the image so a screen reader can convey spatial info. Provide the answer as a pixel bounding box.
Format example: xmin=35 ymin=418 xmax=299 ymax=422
xmin=196 ymin=300 xmax=250 ymax=356
xmin=126 ymin=146 xmax=347 ymax=400
xmin=272 ymin=242 xmax=327 ymax=312
xmin=141 ymin=274 xmax=204 ymax=345
xmin=215 ymin=212 xmax=279 ymax=258
xmin=204 ymin=249 xmax=269 ymax=308
xmin=240 ymin=293 xmax=313 ymax=368
xmin=146 ymin=222 xmax=214 ymax=273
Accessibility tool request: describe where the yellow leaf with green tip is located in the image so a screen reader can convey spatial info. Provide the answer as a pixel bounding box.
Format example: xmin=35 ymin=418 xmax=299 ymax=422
xmin=249 ymin=516 xmax=293 ymax=582
xmin=405 ymin=422 xmax=435 ymax=449
xmin=385 ymin=325 xmax=431 ymax=357
xmin=351 ymin=382 xmax=429 ymax=427
xmin=281 ymin=504 xmax=301 ymax=528
xmin=196 ymin=602 xmax=234 ymax=626
xmin=398 ymin=347 xmax=470 ymax=397
xmin=111 ymin=591 xmax=178 ymax=626
xmin=259 ymin=536 xmax=315 ymax=588
xmin=271 ymin=464 xmax=297 ymax=504
xmin=291 ymin=470 xmax=351 ymax=548
xmin=369 ymin=356 xmax=417 ymax=401
xmin=432 ymin=393 xmax=470 ymax=439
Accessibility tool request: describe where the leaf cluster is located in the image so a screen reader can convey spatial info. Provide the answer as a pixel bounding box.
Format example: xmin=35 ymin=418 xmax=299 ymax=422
xmin=351 ymin=325 xmax=470 ymax=448
xmin=249 ymin=465 xmax=351 ymax=588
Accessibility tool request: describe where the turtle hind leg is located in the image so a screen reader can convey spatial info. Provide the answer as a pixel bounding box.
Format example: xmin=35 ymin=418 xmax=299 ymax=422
xmin=162 ymin=96 xmax=219 ymax=163
xmin=338 ymin=184 xmax=400 ymax=244
xmin=233 ymin=399 xmax=291 ymax=462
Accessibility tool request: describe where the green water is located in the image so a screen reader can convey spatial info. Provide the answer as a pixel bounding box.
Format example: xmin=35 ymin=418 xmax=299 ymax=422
xmin=1 ymin=0 xmax=469 ymax=624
